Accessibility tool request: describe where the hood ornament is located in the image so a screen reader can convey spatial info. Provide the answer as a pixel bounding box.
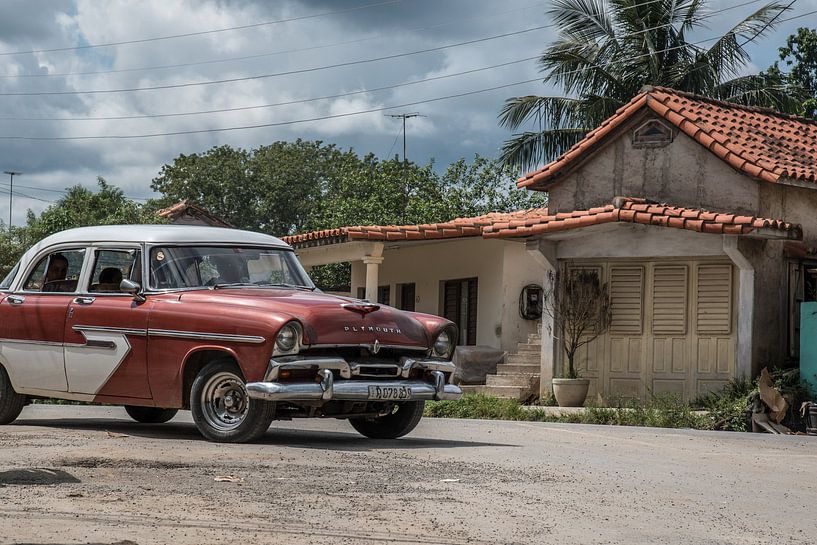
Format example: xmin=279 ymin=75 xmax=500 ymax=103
xmin=341 ymin=302 xmax=380 ymax=316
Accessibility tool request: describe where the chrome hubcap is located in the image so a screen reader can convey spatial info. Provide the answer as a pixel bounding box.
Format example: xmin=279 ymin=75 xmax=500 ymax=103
xmin=200 ymin=372 xmax=249 ymax=431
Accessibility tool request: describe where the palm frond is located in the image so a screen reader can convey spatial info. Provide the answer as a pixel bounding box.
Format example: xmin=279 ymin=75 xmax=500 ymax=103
xmin=699 ymin=3 xmax=789 ymax=80
xmin=499 ymin=128 xmax=589 ymax=172
xmin=715 ymin=74 xmax=808 ymax=114
xmin=498 ymin=95 xmax=585 ymax=130
xmin=547 ymin=0 xmax=617 ymax=43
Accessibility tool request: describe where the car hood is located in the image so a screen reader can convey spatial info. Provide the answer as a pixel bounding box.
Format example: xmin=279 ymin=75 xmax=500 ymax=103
xmin=175 ymin=288 xmax=437 ymax=348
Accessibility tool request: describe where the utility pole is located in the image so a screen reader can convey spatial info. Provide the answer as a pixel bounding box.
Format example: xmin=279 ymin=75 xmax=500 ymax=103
xmin=385 ymin=113 xmax=424 ymax=163
xmin=3 ymin=171 xmax=21 ymax=228
xmin=385 ymin=113 xmax=425 ymax=223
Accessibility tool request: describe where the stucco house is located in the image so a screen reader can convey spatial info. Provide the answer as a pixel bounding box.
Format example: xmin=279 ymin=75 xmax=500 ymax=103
xmin=495 ymin=86 xmax=816 ymax=401
xmin=283 ymin=86 xmax=816 ymax=403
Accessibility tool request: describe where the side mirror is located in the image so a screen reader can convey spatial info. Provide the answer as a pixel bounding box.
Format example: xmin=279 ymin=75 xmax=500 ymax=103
xmin=120 ymin=279 xmax=146 ymax=303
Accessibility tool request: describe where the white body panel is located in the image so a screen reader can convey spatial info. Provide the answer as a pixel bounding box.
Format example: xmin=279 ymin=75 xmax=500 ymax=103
xmin=0 ymin=340 xmax=68 ymax=391
xmin=64 ymin=331 xmax=132 ymax=394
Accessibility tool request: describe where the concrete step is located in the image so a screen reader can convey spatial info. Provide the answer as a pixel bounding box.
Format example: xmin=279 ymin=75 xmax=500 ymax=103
xmin=506 ymin=353 xmax=540 ymax=365
xmin=527 ymin=333 xmax=541 ymax=344
xmin=486 ymin=374 xmax=540 ymax=390
xmin=496 ymin=363 xmax=540 ymax=375
xmin=465 ymin=385 xmax=528 ymax=401
xmin=516 ymin=343 xmax=541 ymax=353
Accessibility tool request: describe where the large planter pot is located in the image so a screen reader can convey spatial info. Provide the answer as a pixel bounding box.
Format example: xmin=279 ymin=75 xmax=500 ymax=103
xmin=552 ymin=378 xmax=590 ymax=407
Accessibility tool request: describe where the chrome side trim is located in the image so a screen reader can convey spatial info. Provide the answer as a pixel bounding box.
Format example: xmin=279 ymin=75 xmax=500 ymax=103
xmin=73 ymin=325 xmax=147 ymax=336
xmin=0 ymin=338 xmax=64 ymax=347
xmin=148 ymin=329 xmax=266 ymax=344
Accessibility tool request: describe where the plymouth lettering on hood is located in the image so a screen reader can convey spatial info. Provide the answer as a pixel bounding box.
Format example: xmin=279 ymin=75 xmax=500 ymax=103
xmin=344 ymin=325 xmax=402 ymax=334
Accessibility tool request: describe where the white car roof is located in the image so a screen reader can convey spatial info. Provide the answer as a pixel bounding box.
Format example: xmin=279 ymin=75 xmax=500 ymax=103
xmin=34 ymin=224 xmax=289 ymax=248
xmin=5 ymin=225 xmax=291 ymax=288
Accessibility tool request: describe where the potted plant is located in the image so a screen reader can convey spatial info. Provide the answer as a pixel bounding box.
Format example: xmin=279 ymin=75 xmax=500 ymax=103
xmin=543 ymin=268 xmax=612 ymax=407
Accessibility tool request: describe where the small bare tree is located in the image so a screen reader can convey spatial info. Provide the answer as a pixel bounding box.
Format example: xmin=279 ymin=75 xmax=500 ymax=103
xmin=543 ymin=268 xmax=612 ymax=379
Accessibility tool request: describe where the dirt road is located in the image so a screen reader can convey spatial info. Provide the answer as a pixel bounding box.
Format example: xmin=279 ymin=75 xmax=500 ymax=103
xmin=0 ymin=405 xmax=815 ymax=545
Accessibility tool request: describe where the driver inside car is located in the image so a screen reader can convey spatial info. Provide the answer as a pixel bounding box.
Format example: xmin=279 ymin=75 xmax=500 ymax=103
xmin=41 ymin=254 xmax=69 ymax=291
xmin=206 ymin=254 xmax=249 ymax=285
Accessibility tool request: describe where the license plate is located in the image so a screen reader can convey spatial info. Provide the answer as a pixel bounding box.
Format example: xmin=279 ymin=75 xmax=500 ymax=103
xmin=368 ymin=385 xmax=412 ymax=400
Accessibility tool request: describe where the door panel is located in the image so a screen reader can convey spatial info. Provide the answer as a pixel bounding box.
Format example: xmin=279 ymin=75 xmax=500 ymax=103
xmin=0 ymin=295 xmax=72 ymax=391
xmin=64 ymin=297 xmax=151 ymax=398
xmin=562 ymin=259 xmax=736 ymax=402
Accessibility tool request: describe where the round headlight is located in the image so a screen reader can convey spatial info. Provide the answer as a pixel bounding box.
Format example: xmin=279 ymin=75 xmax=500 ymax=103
xmin=276 ymin=323 xmax=298 ymax=352
xmin=433 ymin=330 xmax=452 ymax=358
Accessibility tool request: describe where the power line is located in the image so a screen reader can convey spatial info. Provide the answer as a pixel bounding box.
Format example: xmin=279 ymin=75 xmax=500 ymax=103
xmin=0 ymin=79 xmax=547 ymax=140
xmin=0 ymin=0 xmax=404 ymax=57
xmin=1 ymin=56 xmax=539 ymax=121
xmin=0 ymin=1 xmax=551 ymax=80
xmin=2 ymin=0 xmax=687 ymax=80
xmin=2 ymin=5 xmax=812 ymax=141
xmin=0 ymin=180 xmax=151 ymax=202
xmin=0 ymin=23 xmax=554 ymax=96
xmin=0 ymin=0 xmax=770 ymax=98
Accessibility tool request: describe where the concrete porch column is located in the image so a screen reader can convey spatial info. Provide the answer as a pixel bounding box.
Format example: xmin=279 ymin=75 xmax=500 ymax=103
xmin=526 ymin=238 xmax=558 ymax=397
xmin=723 ymin=236 xmax=754 ymax=380
xmin=362 ymin=256 xmax=384 ymax=302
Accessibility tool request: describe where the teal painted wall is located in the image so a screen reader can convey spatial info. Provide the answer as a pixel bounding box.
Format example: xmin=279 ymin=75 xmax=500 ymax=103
xmin=799 ymin=302 xmax=817 ymax=394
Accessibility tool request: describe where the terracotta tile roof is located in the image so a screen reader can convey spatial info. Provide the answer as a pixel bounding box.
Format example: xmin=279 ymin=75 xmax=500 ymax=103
xmin=283 ymin=197 xmax=800 ymax=248
xmin=518 ymin=86 xmax=817 ymax=190
xmin=156 ymin=200 xmax=234 ymax=228
xmin=483 ymin=197 xmax=801 ymax=239
xmin=281 ymin=209 xmax=546 ymax=247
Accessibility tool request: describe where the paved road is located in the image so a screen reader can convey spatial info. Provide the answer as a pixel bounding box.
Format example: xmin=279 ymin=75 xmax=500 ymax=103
xmin=0 ymin=405 xmax=815 ymax=545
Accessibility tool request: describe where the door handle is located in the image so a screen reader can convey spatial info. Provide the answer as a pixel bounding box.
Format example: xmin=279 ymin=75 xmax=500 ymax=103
xmin=7 ymin=295 xmax=24 ymax=305
xmin=73 ymin=296 xmax=95 ymax=305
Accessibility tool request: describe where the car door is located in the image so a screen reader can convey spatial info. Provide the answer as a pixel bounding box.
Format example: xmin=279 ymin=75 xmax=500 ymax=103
xmin=0 ymin=248 xmax=87 ymax=393
xmin=63 ymin=246 xmax=152 ymax=399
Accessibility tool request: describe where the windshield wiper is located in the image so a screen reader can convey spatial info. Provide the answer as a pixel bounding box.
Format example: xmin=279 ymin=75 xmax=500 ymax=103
xmin=211 ymin=282 xmax=257 ymax=289
xmin=263 ymin=282 xmax=317 ymax=291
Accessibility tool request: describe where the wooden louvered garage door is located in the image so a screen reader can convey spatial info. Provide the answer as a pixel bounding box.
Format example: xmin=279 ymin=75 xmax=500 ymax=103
xmin=570 ymin=260 xmax=735 ymax=402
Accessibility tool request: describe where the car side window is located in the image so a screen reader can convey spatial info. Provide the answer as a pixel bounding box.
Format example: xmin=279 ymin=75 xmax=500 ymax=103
xmin=0 ymin=261 xmax=20 ymax=291
xmin=22 ymin=249 xmax=86 ymax=293
xmin=87 ymin=249 xmax=140 ymax=293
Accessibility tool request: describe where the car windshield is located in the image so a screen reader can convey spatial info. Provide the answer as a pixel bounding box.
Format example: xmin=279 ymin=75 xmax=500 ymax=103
xmin=149 ymin=246 xmax=314 ymax=291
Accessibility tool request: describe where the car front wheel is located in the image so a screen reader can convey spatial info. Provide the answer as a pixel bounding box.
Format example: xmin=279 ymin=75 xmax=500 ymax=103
xmin=190 ymin=360 xmax=274 ymax=443
xmin=125 ymin=405 xmax=178 ymax=424
xmin=0 ymin=365 xmax=26 ymax=425
xmin=349 ymin=401 xmax=425 ymax=439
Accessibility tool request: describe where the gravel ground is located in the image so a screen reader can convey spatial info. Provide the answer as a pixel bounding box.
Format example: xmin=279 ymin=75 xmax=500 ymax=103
xmin=0 ymin=405 xmax=815 ymax=545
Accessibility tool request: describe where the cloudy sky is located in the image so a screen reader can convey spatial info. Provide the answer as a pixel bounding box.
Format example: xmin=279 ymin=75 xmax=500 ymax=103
xmin=0 ymin=0 xmax=814 ymax=225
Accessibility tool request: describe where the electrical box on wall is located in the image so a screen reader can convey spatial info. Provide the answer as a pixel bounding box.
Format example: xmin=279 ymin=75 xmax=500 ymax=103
xmin=519 ymin=284 xmax=543 ymax=320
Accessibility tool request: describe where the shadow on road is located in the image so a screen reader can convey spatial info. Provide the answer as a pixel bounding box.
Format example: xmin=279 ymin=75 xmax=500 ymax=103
xmin=13 ymin=418 xmax=516 ymax=451
xmin=0 ymin=468 xmax=80 ymax=485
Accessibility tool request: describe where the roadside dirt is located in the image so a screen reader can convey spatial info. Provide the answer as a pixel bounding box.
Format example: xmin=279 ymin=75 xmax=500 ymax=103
xmin=0 ymin=405 xmax=815 ymax=545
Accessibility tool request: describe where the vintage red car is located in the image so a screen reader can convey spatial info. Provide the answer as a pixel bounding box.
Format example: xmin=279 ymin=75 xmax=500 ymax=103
xmin=0 ymin=225 xmax=461 ymax=442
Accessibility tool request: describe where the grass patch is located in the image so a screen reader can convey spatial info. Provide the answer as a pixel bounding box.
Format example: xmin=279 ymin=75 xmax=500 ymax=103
xmin=425 ymin=393 xmax=712 ymax=429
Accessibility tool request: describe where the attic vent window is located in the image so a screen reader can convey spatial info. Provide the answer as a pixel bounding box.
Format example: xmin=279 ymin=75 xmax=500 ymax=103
xmin=633 ymin=119 xmax=673 ymax=148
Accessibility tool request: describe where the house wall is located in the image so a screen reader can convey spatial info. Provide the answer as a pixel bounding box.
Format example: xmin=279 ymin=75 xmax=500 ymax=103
xmin=350 ymin=237 xmax=542 ymax=351
xmin=547 ymin=114 xmax=817 ymax=247
xmin=548 ymin=121 xmax=761 ymax=216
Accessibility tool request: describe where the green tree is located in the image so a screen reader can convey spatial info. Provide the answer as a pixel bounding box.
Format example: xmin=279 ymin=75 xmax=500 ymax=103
xmin=499 ymin=0 xmax=804 ymax=171
xmin=0 ymin=178 xmax=161 ymax=277
xmin=767 ymin=27 xmax=817 ymax=117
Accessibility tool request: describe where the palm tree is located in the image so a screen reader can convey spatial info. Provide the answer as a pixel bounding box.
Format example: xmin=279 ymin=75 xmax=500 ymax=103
xmin=499 ymin=0 xmax=804 ymax=171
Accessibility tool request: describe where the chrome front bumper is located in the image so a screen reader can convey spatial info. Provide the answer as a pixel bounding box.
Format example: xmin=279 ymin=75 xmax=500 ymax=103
xmin=245 ymin=356 xmax=462 ymax=403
